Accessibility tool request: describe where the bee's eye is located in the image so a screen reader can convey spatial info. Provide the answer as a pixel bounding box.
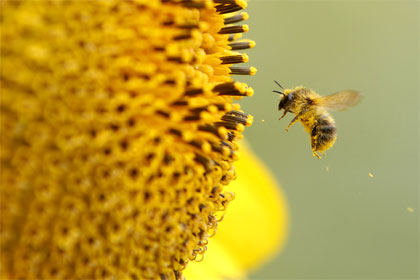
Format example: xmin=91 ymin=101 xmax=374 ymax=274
xmin=278 ymin=99 xmax=285 ymax=110
xmin=278 ymin=96 xmax=287 ymax=109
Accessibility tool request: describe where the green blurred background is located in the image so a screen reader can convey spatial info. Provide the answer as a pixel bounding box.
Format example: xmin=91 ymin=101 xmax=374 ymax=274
xmin=237 ymin=1 xmax=419 ymax=279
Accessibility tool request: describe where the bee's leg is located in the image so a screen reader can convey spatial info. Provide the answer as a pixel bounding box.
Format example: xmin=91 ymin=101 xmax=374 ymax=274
xmin=285 ymin=109 xmax=307 ymax=131
xmin=285 ymin=114 xmax=301 ymax=131
xmin=312 ymin=150 xmax=322 ymax=159
xmin=311 ymin=134 xmax=322 ymax=159
xmin=285 ymin=116 xmax=298 ymax=132
xmin=278 ymin=110 xmax=288 ymax=120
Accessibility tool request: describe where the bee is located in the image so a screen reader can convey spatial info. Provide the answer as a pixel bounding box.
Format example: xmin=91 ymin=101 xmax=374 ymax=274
xmin=273 ymin=80 xmax=361 ymax=159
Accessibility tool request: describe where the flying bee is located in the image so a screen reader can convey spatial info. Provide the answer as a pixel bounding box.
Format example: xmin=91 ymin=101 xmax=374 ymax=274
xmin=273 ymin=80 xmax=362 ymax=159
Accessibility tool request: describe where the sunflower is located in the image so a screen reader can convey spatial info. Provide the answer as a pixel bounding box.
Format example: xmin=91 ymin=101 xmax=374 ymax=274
xmin=0 ymin=0 xmax=286 ymax=279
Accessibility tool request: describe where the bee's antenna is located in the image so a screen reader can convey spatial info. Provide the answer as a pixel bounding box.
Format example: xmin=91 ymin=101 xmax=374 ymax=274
xmin=273 ymin=80 xmax=285 ymax=95
xmin=274 ymin=80 xmax=284 ymax=90
xmin=272 ymin=90 xmax=284 ymax=96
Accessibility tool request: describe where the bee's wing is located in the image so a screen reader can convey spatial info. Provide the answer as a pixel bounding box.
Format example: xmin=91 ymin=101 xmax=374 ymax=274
xmin=318 ymin=90 xmax=362 ymax=111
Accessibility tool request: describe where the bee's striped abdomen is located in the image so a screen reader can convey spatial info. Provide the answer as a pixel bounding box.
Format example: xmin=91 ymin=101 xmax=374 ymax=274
xmin=311 ymin=114 xmax=337 ymax=156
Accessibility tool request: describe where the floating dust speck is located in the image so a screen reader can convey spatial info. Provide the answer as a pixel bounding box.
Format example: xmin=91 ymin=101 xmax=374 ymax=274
xmin=407 ymin=207 xmax=414 ymax=213
xmin=368 ymin=172 xmax=374 ymax=178
xmin=325 ymin=166 xmax=329 ymax=172
xmin=261 ymin=119 xmax=265 ymax=123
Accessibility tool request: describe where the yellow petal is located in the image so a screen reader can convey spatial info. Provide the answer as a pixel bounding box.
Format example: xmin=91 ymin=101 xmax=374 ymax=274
xmin=183 ymin=241 xmax=245 ymax=280
xmin=184 ymin=141 xmax=289 ymax=278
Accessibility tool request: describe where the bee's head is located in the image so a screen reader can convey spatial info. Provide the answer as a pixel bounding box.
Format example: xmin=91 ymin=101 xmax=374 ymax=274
xmin=273 ymin=80 xmax=294 ymax=111
xmin=277 ymin=92 xmax=294 ymax=111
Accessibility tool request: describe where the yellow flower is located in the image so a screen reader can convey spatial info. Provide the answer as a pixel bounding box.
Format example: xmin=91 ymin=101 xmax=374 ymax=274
xmin=0 ymin=0 xmax=270 ymax=279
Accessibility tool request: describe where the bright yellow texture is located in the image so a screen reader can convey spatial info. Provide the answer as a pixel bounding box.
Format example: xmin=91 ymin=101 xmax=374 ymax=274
xmin=0 ymin=0 xmax=256 ymax=279
xmin=184 ymin=142 xmax=289 ymax=279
